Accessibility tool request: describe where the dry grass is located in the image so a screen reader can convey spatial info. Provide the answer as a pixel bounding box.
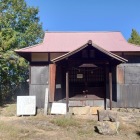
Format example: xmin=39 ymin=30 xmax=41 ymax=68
xmin=0 ymin=103 xmax=140 ymax=140
xmin=0 ymin=103 xmax=16 ymax=117
xmin=50 ymin=116 xmax=79 ymax=128
xmin=77 ymin=128 xmax=94 ymax=137
xmin=0 ymin=121 xmax=35 ymax=140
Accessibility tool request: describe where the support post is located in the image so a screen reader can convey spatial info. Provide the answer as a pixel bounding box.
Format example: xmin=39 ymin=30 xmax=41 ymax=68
xmin=44 ymin=88 xmax=49 ymax=115
xmin=109 ymin=72 xmax=112 ymax=110
xmin=49 ymin=64 xmax=56 ymax=102
xmin=66 ymin=72 xmax=69 ymax=112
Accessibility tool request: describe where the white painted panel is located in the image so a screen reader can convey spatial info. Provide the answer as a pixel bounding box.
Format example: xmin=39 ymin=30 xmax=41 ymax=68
xmin=17 ymin=96 xmax=36 ymax=116
xmin=44 ymin=88 xmax=49 ymax=115
xmin=51 ymin=103 xmax=66 ymax=114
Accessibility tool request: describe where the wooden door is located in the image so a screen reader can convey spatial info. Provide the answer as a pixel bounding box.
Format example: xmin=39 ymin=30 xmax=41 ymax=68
xmin=69 ymin=67 xmax=105 ymax=99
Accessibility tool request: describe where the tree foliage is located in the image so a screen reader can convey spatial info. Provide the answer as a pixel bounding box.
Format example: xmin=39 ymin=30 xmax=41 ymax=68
xmin=0 ymin=0 xmax=44 ymax=103
xmin=128 ymin=29 xmax=140 ymax=45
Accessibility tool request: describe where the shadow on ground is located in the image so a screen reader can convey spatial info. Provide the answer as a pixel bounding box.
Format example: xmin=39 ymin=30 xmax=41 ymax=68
xmin=136 ymin=131 xmax=140 ymax=137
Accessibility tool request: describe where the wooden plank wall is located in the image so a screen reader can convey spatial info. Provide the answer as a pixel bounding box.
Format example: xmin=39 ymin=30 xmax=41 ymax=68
xmin=30 ymin=66 xmax=49 ymax=108
xmin=112 ymin=64 xmax=140 ymax=108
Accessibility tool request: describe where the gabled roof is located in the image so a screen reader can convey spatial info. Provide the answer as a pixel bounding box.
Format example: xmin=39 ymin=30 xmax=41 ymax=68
xmin=15 ymin=31 xmax=140 ymax=53
xmin=52 ymin=40 xmax=127 ymax=63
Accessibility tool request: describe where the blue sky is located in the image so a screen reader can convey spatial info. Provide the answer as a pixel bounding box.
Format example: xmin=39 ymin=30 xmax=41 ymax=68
xmin=25 ymin=0 xmax=140 ymax=40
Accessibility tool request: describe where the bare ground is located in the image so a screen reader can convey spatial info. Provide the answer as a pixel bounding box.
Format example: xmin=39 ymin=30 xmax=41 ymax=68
xmin=0 ymin=104 xmax=140 ymax=140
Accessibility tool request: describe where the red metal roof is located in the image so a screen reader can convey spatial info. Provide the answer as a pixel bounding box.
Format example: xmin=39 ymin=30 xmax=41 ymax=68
xmin=52 ymin=41 xmax=127 ymax=63
xmin=15 ymin=31 xmax=140 ymax=53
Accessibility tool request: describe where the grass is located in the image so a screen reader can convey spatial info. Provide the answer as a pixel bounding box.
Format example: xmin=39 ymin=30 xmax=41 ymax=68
xmin=119 ymin=122 xmax=134 ymax=131
xmin=76 ymin=120 xmax=97 ymax=137
xmin=50 ymin=116 xmax=96 ymax=138
xmin=77 ymin=128 xmax=94 ymax=137
xmin=51 ymin=116 xmax=80 ymax=128
xmin=0 ymin=103 xmax=140 ymax=140
xmin=0 ymin=121 xmax=34 ymax=139
xmin=0 ymin=103 xmax=16 ymax=116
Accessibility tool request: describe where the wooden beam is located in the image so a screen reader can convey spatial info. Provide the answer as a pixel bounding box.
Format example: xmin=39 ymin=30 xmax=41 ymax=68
xmin=49 ymin=64 xmax=56 ymax=102
xmin=109 ymin=72 xmax=112 ymax=110
xmin=66 ymin=72 xmax=69 ymax=112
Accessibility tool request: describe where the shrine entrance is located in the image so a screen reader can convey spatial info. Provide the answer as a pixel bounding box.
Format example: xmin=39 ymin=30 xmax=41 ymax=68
xmin=69 ymin=66 xmax=105 ymax=100
xmin=52 ymin=40 xmax=127 ymax=111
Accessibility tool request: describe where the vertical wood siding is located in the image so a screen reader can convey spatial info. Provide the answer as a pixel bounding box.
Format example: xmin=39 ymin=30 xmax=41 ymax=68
xmin=30 ymin=66 xmax=49 ymax=108
xmin=112 ymin=64 xmax=140 ymax=108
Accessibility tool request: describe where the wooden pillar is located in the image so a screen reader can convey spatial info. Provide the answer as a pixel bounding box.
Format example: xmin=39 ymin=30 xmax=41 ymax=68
xmin=66 ymin=72 xmax=69 ymax=112
xmin=109 ymin=72 xmax=112 ymax=110
xmin=49 ymin=64 xmax=56 ymax=102
xmin=104 ymin=66 xmax=108 ymax=110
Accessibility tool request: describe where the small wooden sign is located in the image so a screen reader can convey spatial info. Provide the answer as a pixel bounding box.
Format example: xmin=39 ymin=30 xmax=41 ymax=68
xmin=17 ymin=96 xmax=36 ymax=116
xmin=56 ymin=84 xmax=61 ymax=89
xmin=77 ymin=74 xmax=83 ymax=79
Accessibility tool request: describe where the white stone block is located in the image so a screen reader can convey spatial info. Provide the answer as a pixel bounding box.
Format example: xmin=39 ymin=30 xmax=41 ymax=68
xmin=51 ymin=103 xmax=66 ymax=115
xmin=17 ymin=96 xmax=36 ymax=116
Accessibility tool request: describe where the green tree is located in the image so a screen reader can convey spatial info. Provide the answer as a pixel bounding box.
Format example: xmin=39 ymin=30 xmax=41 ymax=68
xmin=0 ymin=0 xmax=44 ymax=103
xmin=128 ymin=29 xmax=140 ymax=45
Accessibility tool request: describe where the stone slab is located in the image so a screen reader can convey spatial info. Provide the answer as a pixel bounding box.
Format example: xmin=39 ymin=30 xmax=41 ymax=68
xmin=90 ymin=107 xmax=104 ymax=115
xmin=44 ymin=88 xmax=49 ymax=115
xmin=73 ymin=106 xmax=90 ymax=115
xmin=96 ymin=121 xmax=120 ymax=135
xmin=51 ymin=103 xmax=66 ymax=115
xmin=98 ymin=110 xmax=118 ymax=122
xmin=17 ymin=96 xmax=36 ymax=116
